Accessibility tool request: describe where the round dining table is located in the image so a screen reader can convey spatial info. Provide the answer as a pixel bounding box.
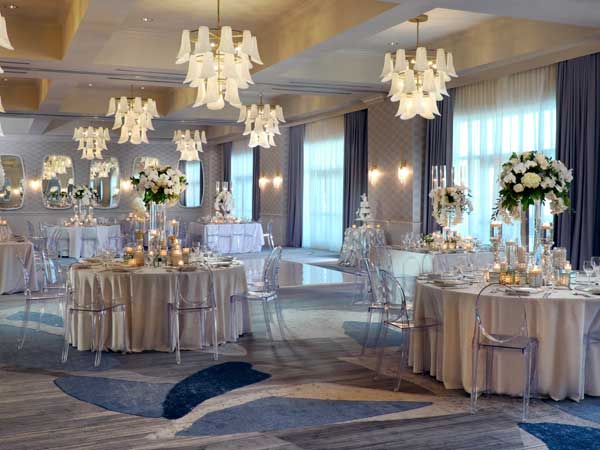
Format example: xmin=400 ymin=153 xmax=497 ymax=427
xmin=410 ymin=280 xmax=600 ymax=401
xmin=69 ymin=263 xmax=249 ymax=353
xmin=0 ymin=239 xmax=38 ymax=294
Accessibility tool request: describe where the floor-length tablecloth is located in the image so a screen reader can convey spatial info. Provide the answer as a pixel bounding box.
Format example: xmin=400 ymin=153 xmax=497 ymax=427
xmin=338 ymin=226 xmax=386 ymax=267
xmin=46 ymin=225 xmax=121 ymax=258
xmin=188 ymin=222 xmax=264 ymax=254
xmin=70 ymin=265 xmax=249 ymax=352
xmin=410 ymin=281 xmax=600 ymax=401
xmin=390 ymin=249 xmax=494 ymax=276
xmin=0 ymin=240 xmax=37 ymax=294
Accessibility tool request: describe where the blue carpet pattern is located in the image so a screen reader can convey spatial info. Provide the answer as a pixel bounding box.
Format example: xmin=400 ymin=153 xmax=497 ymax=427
xmin=545 ymin=397 xmax=600 ymax=424
xmin=179 ymin=396 xmax=431 ymax=436
xmin=55 ymin=362 xmax=271 ymax=419
xmin=0 ymin=324 xmax=119 ymax=371
xmin=6 ymin=310 xmax=64 ymax=328
xmin=343 ymin=320 xmax=404 ymax=348
xmin=519 ymin=422 xmax=600 ymax=449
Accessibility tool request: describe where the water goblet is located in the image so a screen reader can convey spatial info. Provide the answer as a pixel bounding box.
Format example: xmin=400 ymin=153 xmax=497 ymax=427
xmin=592 ymin=257 xmax=600 ymax=280
xmin=583 ymin=260 xmax=594 ymax=283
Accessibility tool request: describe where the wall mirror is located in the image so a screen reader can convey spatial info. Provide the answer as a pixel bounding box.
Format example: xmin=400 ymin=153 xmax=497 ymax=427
xmin=132 ymin=156 xmax=160 ymax=177
xmin=42 ymin=155 xmax=74 ymax=209
xmin=89 ymin=157 xmax=120 ymax=208
xmin=178 ymin=159 xmax=204 ymax=208
xmin=0 ymin=155 xmax=24 ymax=210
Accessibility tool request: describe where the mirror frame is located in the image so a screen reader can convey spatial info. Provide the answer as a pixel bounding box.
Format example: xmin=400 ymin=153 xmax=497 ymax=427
xmin=178 ymin=159 xmax=205 ymax=208
xmin=41 ymin=154 xmax=74 ymax=210
xmin=89 ymin=157 xmax=121 ymax=209
xmin=0 ymin=154 xmax=25 ymax=211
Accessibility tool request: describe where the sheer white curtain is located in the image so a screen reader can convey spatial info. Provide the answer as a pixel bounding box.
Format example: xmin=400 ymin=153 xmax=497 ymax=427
xmin=302 ymin=116 xmax=344 ymax=251
xmin=452 ymin=65 xmax=557 ymax=241
xmin=230 ymin=140 xmax=253 ymax=220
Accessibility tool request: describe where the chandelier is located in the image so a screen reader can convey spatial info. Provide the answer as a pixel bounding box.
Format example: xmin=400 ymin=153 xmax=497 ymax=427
xmin=72 ymin=126 xmax=111 ymax=160
xmin=106 ymin=95 xmax=159 ymax=144
xmin=173 ymin=129 xmax=207 ymax=161
xmin=175 ymin=0 xmax=262 ymax=110
xmin=43 ymin=156 xmax=72 ymax=180
xmin=380 ymin=14 xmax=457 ymax=120
xmin=90 ymin=159 xmax=118 ymax=178
xmin=238 ymin=99 xmax=285 ymax=148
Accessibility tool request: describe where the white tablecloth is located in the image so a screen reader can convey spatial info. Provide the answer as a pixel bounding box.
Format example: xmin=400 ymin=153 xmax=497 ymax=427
xmin=188 ymin=222 xmax=264 ymax=254
xmin=338 ymin=226 xmax=386 ymax=267
xmin=0 ymin=240 xmax=37 ymax=294
xmin=46 ymin=225 xmax=121 ymax=258
xmin=70 ymin=265 xmax=249 ymax=352
xmin=390 ymin=249 xmax=495 ymax=276
xmin=410 ymin=281 xmax=600 ymax=401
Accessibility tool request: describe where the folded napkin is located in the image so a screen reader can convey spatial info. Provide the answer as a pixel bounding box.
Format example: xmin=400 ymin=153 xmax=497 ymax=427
xmin=178 ymin=265 xmax=197 ymax=272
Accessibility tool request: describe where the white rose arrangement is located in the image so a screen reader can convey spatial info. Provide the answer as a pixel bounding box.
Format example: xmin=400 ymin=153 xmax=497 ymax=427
xmin=493 ymin=151 xmax=572 ymax=223
xmin=130 ymin=164 xmax=187 ymax=206
xmin=430 ymin=184 xmax=473 ymax=227
xmin=214 ymin=189 xmax=234 ymax=216
xmin=73 ymin=185 xmax=98 ymax=206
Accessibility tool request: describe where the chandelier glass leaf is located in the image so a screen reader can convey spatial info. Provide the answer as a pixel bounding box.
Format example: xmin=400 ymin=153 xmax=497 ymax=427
xmin=72 ymin=126 xmax=111 ymax=160
xmin=173 ymin=129 xmax=207 ymax=161
xmin=238 ymin=100 xmax=285 ymax=149
xmin=176 ymin=0 xmax=263 ymax=110
xmin=380 ymin=14 xmax=457 ymax=120
xmin=106 ymin=96 xmax=159 ymax=145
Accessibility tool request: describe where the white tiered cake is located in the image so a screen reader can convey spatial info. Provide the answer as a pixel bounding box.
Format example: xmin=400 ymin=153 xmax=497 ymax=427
xmin=355 ymin=193 xmax=374 ymax=224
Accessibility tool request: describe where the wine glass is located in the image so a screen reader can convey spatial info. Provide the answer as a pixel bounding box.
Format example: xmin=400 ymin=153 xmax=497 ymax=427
xmin=592 ymin=257 xmax=600 ymax=280
xmin=583 ymin=260 xmax=594 ymax=283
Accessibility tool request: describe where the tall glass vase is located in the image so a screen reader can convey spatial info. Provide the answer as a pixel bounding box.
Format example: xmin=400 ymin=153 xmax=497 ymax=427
xmin=148 ymin=201 xmax=167 ymax=240
xmin=519 ymin=199 xmax=542 ymax=255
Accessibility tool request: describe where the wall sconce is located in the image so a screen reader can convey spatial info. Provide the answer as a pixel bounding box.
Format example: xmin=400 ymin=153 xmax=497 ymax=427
xmin=368 ymin=165 xmax=382 ymax=185
xmin=121 ymin=179 xmax=132 ymax=192
xmin=397 ymin=161 xmax=410 ymax=185
xmin=272 ymin=175 xmax=283 ymax=189
xmin=258 ymin=177 xmax=270 ymax=189
xmin=29 ymin=179 xmax=41 ymax=191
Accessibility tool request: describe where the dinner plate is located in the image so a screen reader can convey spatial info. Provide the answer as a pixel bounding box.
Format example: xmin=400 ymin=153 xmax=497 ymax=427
xmin=432 ymin=279 xmax=468 ymax=287
xmin=504 ymin=287 xmax=542 ymax=295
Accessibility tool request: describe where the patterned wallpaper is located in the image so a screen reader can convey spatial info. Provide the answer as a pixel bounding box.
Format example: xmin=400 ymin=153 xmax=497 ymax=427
xmin=0 ymin=135 xmax=222 ymax=235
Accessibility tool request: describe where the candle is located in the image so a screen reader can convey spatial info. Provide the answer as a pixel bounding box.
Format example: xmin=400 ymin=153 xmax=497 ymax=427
xmin=160 ymin=249 xmax=167 ymax=257
xmin=542 ymin=222 xmax=554 ymax=242
xmin=183 ymin=247 xmax=190 ymax=264
xmin=493 ymin=262 xmax=501 ymax=272
xmin=490 ymin=221 xmax=503 ymax=240
xmin=178 ymin=260 xmax=184 ymax=267
xmin=565 ymin=263 xmax=572 ymax=273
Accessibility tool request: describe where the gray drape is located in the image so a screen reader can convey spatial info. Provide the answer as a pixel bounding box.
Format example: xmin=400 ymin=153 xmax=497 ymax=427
xmin=343 ymin=109 xmax=369 ymax=230
xmin=222 ymin=142 xmax=232 ymax=183
xmin=421 ymin=93 xmax=454 ymax=234
xmin=286 ymin=124 xmax=305 ymax=247
xmin=555 ymin=54 xmax=600 ymax=268
xmin=252 ymin=147 xmax=261 ymax=222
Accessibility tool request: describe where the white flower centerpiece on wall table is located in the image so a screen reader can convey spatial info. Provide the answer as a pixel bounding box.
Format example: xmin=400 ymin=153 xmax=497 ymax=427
xmin=212 ymin=181 xmax=240 ymax=224
xmin=71 ymin=185 xmax=98 ymax=226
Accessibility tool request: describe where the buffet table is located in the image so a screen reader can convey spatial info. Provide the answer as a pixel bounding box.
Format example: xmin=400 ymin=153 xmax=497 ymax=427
xmin=188 ymin=222 xmax=263 ymax=254
xmin=410 ymin=281 xmax=600 ymax=401
xmin=69 ymin=264 xmax=249 ymax=352
xmin=46 ymin=225 xmax=121 ymax=258
xmin=390 ymin=249 xmax=494 ymax=276
xmin=0 ymin=240 xmax=37 ymax=294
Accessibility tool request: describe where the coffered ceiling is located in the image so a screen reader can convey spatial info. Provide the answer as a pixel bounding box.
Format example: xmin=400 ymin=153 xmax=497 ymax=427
xmin=0 ymin=0 xmax=598 ymax=140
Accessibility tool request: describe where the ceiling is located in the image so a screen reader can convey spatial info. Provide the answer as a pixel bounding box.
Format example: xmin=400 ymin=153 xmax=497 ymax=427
xmin=0 ymin=0 xmax=598 ymax=140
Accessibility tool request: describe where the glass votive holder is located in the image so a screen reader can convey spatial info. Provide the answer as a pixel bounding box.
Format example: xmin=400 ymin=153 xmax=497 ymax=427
xmin=528 ymin=269 xmax=543 ymax=288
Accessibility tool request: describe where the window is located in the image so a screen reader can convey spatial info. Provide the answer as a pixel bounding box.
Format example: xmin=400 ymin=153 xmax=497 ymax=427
xmin=302 ymin=116 xmax=344 ymax=251
xmin=230 ymin=140 xmax=253 ymax=220
xmin=452 ymin=66 xmax=557 ymax=241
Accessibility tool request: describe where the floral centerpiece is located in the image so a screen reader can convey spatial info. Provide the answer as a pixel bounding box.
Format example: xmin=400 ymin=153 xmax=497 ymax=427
xmin=214 ymin=189 xmax=234 ymax=218
xmin=430 ymin=185 xmax=473 ymax=227
xmin=73 ymin=185 xmax=98 ymax=206
xmin=130 ymin=165 xmax=187 ymax=206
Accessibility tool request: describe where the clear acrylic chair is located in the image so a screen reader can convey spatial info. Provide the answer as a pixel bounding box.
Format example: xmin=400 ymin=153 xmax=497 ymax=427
xmin=15 ymin=253 xmax=67 ymax=350
xmin=470 ymin=283 xmax=538 ymax=421
xmin=47 ymin=228 xmax=69 ymax=258
xmin=168 ymin=267 xmax=218 ymax=364
xmin=263 ymin=221 xmax=275 ymax=248
xmin=81 ymin=228 xmax=99 ymax=258
xmin=230 ymin=246 xmax=284 ymax=341
xmin=62 ymin=273 xmax=127 ymax=367
xmin=374 ymin=268 xmax=441 ymax=391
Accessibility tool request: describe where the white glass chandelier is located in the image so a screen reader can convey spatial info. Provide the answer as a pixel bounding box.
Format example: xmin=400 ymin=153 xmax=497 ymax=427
xmin=238 ymin=100 xmax=285 ymax=148
xmin=175 ymin=0 xmax=262 ymax=110
xmin=72 ymin=126 xmax=111 ymax=160
xmin=380 ymin=14 xmax=457 ymax=120
xmin=173 ymin=129 xmax=207 ymax=161
xmin=106 ymin=96 xmax=159 ymax=144
xmin=43 ymin=155 xmax=72 ymax=180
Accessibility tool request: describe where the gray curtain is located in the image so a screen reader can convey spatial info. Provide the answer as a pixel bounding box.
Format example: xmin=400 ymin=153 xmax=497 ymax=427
xmin=222 ymin=142 xmax=232 ymax=183
xmin=286 ymin=124 xmax=305 ymax=247
xmin=421 ymin=92 xmax=454 ymax=234
xmin=252 ymin=147 xmax=261 ymax=222
xmin=343 ymin=109 xmax=368 ymax=230
xmin=555 ymin=53 xmax=600 ymax=268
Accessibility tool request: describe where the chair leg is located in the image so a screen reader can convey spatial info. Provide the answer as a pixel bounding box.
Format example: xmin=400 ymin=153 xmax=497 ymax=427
xmin=230 ymin=298 xmax=238 ymax=342
xmin=274 ymin=299 xmax=286 ymax=340
xmin=120 ymin=309 xmax=127 ymax=354
xmin=522 ymin=347 xmax=533 ymax=421
xmin=485 ymin=348 xmax=494 ymax=395
xmin=38 ymin=305 xmax=45 ymax=331
xmin=212 ymin=308 xmax=219 ymax=361
xmin=94 ymin=312 xmax=106 ymax=368
xmin=374 ymin=323 xmax=390 ymax=380
xmin=262 ymin=300 xmax=273 ymax=341
xmin=361 ymin=307 xmax=374 ymax=356
xmin=394 ymin=329 xmax=409 ymax=392
xmin=62 ymin=309 xmax=72 ymax=363
xmin=174 ymin=312 xmax=181 ymax=365
xmin=17 ymin=300 xmax=32 ymax=350
xmin=470 ymin=343 xmax=480 ymax=414
xmin=199 ymin=309 xmax=206 ymax=348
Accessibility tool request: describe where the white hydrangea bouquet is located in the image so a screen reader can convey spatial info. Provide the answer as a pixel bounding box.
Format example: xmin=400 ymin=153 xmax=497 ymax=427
xmin=430 ymin=184 xmax=473 ymax=227
xmin=73 ymin=185 xmax=98 ymax=206
xmin=493 ymin=151 xmax=573 ymax=223
xmin=130 ymin=165 xmax=187 ymax=206
xmin=214 ymin=189 xmax=234 ymax=217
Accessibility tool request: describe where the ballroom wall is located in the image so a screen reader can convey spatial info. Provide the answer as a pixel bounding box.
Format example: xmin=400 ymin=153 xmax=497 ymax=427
xmin=0 ymin=135 xmax=222 ymax=236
